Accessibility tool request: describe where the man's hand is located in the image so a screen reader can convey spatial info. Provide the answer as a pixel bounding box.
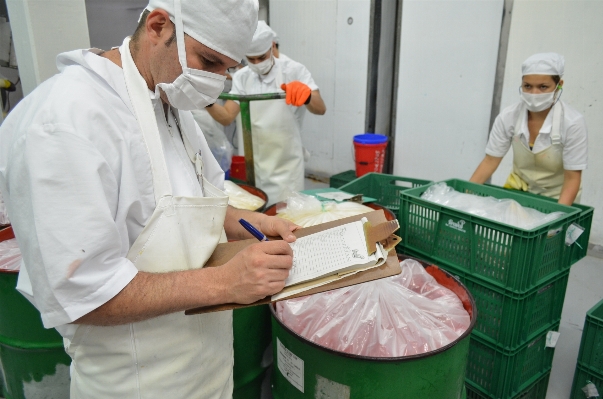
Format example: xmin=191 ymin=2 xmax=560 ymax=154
xmin=281 ymin=81 xmax=312 ymax=106
xmin=224 ymin=206 xmax=300 ymax=242
xmin=222 ymin=240 xmax=293 ymax=304
xmin=257 ymin=215 xmax=299 ymax=243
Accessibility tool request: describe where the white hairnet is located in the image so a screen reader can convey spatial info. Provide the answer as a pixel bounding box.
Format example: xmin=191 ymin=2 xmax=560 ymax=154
xmin=246 ymin=21 xmax=275 ymax=57
xmin=145 ymin=0 xmax=259 ymax=62
xmin=522 ymin=53 xmax=565 ymax=77
xmin=268 ymin=25 xmax=279 ymax=44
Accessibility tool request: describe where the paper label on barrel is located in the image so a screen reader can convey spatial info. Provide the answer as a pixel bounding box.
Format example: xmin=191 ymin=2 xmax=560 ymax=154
xmin=277 ymin=338 xmax=304 ymax=392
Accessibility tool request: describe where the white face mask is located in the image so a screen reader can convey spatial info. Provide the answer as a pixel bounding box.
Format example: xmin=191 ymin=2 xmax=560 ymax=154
xmin=156 ymin=0 xmax=226 ymax=110
xmin=519 ymin=89 xmax=559 ymax=112
xmin=247 ymin=53 xmax=273 ymax=75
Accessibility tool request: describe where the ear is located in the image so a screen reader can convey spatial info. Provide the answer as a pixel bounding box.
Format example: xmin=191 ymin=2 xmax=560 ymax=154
xmin=558 ymin=79 xmax=564 ymax=89
xmin=146 ymin=9 xmax=173 ymax=45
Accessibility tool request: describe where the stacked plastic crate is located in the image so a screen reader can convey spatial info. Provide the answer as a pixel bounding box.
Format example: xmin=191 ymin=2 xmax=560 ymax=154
xmin=338 ymin=173 xmax=432 ymax=212
xmin=571 ymin=298 xmax=603 ymax=398
xmin=397 ymin=179 xmax=591 ymax=399
xmin=329 ymin=170 xmax=358 ymax=188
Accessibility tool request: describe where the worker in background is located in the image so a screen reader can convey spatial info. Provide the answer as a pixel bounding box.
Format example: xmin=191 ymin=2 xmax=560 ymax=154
xmin=270 ymin=29 xmax=291 ymax=61
xmin=470 ymin=53 xmax=588 ymax=205
xmin=207 ymin=21 xmax=326 ymax=204
xmin=0 ymin=1 xmax=298 ymax=398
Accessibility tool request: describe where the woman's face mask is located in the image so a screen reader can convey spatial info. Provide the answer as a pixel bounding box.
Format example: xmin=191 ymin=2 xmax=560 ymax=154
xmin=247 ymin=52 xmax=274 ymax=75
xmin=519 ymin=76 xmax=562 ymax=112
xmin=520 ymin=90 xmax=558 ymax=112
xmin=156 ymin=0 xmax=225 ymax=110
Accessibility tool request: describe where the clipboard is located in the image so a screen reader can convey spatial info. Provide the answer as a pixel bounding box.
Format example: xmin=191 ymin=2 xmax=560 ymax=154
xmin=186 ymin=210 xmax=401 ymax=315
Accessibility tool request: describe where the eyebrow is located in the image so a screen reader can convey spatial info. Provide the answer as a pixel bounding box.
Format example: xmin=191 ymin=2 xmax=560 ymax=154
xmin=199 ymin=50 xmax=225 ymax=67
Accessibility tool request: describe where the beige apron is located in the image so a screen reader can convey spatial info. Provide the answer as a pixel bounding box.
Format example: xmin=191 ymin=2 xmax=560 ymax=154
xmin=67 ymin=37 xmax=233 ymax=399
xmin=504 ymin=102 xmax=581 ymax=202
xmin=241 ymin=62 xmax=305 ymax=204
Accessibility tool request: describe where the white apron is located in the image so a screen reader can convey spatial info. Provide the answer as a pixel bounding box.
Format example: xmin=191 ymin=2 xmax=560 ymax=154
xmin=507 ymin=102 xmax=581 ymax=202
xmin=243 ymin=62 xmax=305 ymax=204
xmin=67 ymin=37 xmax=233 ymax=399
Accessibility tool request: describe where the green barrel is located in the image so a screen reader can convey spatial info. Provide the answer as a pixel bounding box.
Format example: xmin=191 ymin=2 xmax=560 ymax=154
xmin=233 ymin=305 xmax=272 ymax=399
xmin=230 ymin=190 xmax=273 ymax=399
xmin=270 ymin=259 xmax=476 ymax=399
xmin=0 ymin=227 xmax=71 ymax=399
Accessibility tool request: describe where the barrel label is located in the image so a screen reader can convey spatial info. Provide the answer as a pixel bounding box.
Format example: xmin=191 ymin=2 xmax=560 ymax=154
xmin=277 ymin=338 xmax=305 ymax=392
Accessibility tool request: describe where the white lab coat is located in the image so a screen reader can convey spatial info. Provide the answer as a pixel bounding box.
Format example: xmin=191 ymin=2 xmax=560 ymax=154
xmin=65 ymin=38 xmax=234 ymax=399
xmin=0 ymin=48 xmax=224 ymax=341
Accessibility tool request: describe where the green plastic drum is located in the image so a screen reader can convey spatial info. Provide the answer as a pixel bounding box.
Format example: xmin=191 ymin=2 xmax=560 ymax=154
xmin=0 ymin=343 xmax=71 ymax=399
xmin=270 ymin=258 xmax=476 ymax=399
xmin=233 ymin=304 xmax=272 ymax=399
xmin=0 ymin=227 xmax=71 ymax=399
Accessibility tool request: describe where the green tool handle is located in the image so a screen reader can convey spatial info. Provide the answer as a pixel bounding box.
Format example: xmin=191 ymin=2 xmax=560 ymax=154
xmin=218 ymin=92 xmax=286 ymax=101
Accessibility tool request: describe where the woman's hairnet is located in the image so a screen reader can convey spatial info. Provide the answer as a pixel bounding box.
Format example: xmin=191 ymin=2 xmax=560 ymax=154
xmin=246 ymin=21 xmax=275 ymax=57
xmin=522 ymin=53 xmax=565 ymax=77
xmin=145 ymin=0 xmax=258 ymax=62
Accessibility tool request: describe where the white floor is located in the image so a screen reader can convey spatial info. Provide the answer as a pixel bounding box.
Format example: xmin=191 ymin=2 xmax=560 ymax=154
xmin=546 ymin=254 xmax=603 ymax=399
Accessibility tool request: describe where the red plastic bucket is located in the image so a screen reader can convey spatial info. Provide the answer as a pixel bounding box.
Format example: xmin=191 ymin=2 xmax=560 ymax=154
xmin=353 ymin=134 xmax=388 ymax=177
xmin=231 ymin=156 xmax=247 ymax=181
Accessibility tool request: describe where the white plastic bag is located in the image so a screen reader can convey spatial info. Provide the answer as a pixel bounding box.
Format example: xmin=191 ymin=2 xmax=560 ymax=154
xmin=421 ymin=183 xmax=565 ymax=230
xmin=276 ymin=192 xmax=375 ymax=227
xmin=0 ymin=191 xmax=9 ymax=225
xmin=192 ymin=108 xmax=233 ymax=173
xmin=223 ymin=180 xmax=265 ymax=211
xmin=0 ymin=238 xmax=21 ymax=271
xmin=276 ymin=259 xmax=470 ymax=357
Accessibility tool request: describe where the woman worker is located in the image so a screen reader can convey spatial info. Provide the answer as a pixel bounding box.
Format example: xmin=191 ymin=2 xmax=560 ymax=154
xmin=470 ymin=53 xmax=588 ymax=205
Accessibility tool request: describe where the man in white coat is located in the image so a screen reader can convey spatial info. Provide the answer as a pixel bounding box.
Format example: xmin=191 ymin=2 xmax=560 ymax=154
xmin=207 ymin=21 xmax=326 ymax=204
xmin=0 ymin=1 xmax=298 ymax=398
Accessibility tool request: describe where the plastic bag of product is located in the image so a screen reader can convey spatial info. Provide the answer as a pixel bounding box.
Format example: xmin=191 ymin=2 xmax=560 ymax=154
xmin=0 ymin=191 xmax=9 ymax=225
xmin=276 ymin=191 xmax=375 ymax=227
xmin=192 ymin=108 xmax=234 ymax=173
xmin=224 ymin=180 xmax=265 ymax=211
xmin=421 ymin=183 xmax=565 ymax=230
xmin=276 ymin=259 xmax=470 ymax=357
xmin=0 ymin=238 xmax=21 ymax=271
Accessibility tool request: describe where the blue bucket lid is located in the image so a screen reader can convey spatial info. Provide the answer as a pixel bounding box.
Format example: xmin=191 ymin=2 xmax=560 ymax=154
xmin=353 ymin=133 xmax=388 ymax=144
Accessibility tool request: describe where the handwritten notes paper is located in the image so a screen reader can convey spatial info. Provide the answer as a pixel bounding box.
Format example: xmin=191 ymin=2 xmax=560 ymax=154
xmin=272 ymin=219 xmax=388 ymax=301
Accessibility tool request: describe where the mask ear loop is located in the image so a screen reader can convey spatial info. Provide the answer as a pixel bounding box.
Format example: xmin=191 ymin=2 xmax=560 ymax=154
xmin=552 ymin=85 xmax=563 ymax=106
xmin=173 ymin=0 xmax=188 ymax=71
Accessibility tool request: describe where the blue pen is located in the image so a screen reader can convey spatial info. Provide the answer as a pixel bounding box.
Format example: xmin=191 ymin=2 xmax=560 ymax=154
xmin=239 ymin=218 xmax=269 ymax=242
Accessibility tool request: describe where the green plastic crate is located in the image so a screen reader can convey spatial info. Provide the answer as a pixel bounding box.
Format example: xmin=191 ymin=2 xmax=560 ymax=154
xmin=571 ymin=204 xmax=595 ymax=264
xmin=463 ymin=270 xmax=568 ymax=350
xmin=329 ymin=170 xmax=357 ymax=188
xmin=466 ymin=371 xmax=550 ymax=399
xmin=486 ymin=185 xmax=594 ymax=266
xmin=399 ymin=179 xmax=581 ymax=293
xmin=339 ymin=172 xmax=431 ymax=212
xmin=571 ymin=364 xmax=602 ymax=399
xmin=577 ymin=298 xmax=603 ymax=376
xmin=465 ymin=325 xmax=557 ymax=399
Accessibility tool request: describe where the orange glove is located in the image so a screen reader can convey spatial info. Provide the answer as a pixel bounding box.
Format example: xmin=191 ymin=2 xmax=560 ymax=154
xmin=280 ymin=81 xmax=312 ymax=106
